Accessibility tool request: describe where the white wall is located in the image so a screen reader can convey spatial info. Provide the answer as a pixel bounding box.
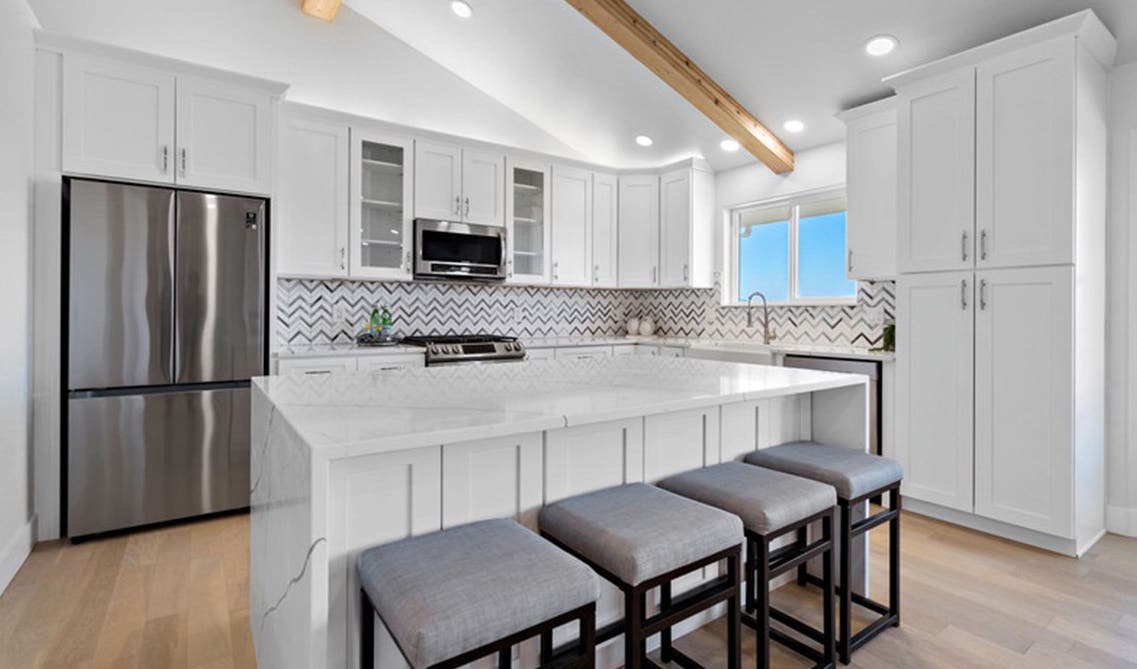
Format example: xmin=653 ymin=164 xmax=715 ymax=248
xmin=26 ymin=0 xmax=584 ymax=160
xmin=0 ymin=0 xmax=37 ymax=595
xmin=1107 ymin=61 xmax=1137 ymax=536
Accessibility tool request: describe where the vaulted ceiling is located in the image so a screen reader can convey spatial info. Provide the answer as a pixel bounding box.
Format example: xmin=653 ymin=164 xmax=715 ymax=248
xmin=349 ymin=0 xmax=1137 ymax=172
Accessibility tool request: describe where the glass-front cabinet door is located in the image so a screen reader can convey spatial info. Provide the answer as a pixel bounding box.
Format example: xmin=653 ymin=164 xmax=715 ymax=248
xmin=506 ymin=158 xmax=551 ymax=284
xmin=350 ymin=128 xmax=414 ymax=280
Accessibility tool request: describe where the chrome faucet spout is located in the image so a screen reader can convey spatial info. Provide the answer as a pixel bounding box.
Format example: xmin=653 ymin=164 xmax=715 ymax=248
xmin=745 ymin=291 xmax=772 ymax=345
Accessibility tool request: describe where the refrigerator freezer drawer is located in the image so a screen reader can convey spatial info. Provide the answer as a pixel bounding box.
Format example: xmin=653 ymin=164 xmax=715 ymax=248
xmin=67 ymin=387 xmax=250 ymax=537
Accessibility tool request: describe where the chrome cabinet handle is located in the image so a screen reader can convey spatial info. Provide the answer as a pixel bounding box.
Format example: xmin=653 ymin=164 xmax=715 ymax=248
xmin=404 ymin=250 xmax=411 ymax=270
xmin=683 ymin=264 xmax=689 ymax=282
xmin=553 ymin=261 xmax=559 ymax=281
xmin=961 ymin=279 xmax=968 ymax=310
xmin=463 ymin=197 xmax=470 ymax=218
xmin=980 ymin=279 xmax=988 ymax=310
xmin=652 ymin=266 xmax=657 ymax=284
xmin=180 ymin=148 xmax=187 ymax=177
xmin=961 ymin=230 xmax=969 ymax=262
xmin=594 ymin=264 xmax=599 ymax=283
xmin=161 ymin=146 xmax=169 ymax=174
xmin=340 ymin=247 xmax=346 ymax=270
xmin=980 ymin=230 xmax=989 ymax=260
xmin=454 ymin=195 xmax=461 ymax=216
xmin=848 ymin=248 xmax=853 ymax=273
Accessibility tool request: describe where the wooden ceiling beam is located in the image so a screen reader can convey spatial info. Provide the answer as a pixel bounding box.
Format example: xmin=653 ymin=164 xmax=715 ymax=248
xmin=301 ymin=0 xmax=341 ymax=22
xmin=566 ymin=0 xmax=794 ymax=173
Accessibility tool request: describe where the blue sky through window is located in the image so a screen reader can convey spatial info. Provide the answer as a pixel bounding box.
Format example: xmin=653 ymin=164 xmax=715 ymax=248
xmin=738 ymin=219 xmax=789 ymax=302
xmin=799 ymin=211 xmax=856 ymax=298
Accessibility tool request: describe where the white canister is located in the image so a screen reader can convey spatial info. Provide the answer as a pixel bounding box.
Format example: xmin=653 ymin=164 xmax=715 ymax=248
xmin=638 ymin=317 xmax=655 ymax=336
xmin=626 ymin=317 xmax=640 ymax=336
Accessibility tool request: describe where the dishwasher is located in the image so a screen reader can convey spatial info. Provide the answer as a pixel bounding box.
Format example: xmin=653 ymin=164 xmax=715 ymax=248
xmin=782 ymin=355 xmax=881 ymax=459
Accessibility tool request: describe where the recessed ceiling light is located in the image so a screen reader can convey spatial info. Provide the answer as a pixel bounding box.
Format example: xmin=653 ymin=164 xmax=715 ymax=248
xmin=450 ymin=1 xmax=473 ymax=19
xmin=720 ymin=138 xmax=740 ymax=152
xmin=635 ymin=135 xmax=653 ymax=147
xmin=865 ymin=34 xmax=898 ymax=56
xmin=783 ymin=120 xmax=805 ymax=133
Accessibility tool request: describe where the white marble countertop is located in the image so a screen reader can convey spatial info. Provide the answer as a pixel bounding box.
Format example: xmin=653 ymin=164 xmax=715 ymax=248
xmin=274 ymin=336 xmax=894 ymax=361
xmin=253 ymin=356 xmax=868 ymax=459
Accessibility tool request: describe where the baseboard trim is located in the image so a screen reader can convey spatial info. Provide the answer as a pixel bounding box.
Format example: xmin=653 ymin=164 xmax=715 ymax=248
xmin=1106 ymin=505 xmax=1137 ymax=537
xmin=903 ymin=499 xmax=1080 ymax=556
xmin=0 ymin=516 xmax=34 ymax=597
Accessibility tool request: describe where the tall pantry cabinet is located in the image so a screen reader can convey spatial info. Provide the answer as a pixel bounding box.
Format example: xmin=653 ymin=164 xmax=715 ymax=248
xmin=890 ymin=11 xmax=1114 ymax=555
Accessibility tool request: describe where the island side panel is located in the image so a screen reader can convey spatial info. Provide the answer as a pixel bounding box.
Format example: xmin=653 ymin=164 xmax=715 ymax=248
xmin=250 ymin=384 xmax=319 ymax=669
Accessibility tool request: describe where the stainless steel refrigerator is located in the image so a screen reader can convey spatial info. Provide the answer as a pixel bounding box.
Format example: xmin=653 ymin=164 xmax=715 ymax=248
xmin=65 ymin=178 xmax=266 ymax=538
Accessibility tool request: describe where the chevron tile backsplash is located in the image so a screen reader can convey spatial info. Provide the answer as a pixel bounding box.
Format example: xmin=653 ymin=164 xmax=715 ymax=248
xmin=277 ymin=278 xmax=894 ymax=348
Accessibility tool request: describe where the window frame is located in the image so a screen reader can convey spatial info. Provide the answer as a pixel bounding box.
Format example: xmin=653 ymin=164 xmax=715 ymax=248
xmin=725 ymin=185 xmax=856 ymax=307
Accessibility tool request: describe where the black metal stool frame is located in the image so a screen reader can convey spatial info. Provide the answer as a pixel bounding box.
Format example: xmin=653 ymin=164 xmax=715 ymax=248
xmin=796 ymin=482 xmax=900 ymax=664
xmin=541 ymin=533 xmax=742 ymax=669
xmin=744 ymin=506 xmax=837 ymax=669
xmin=360 ymin=588 xmax=597 ymax=669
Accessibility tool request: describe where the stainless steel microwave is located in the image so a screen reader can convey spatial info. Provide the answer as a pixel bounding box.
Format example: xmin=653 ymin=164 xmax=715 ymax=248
xmin=414 ymin=219 xmax=506 ymax=281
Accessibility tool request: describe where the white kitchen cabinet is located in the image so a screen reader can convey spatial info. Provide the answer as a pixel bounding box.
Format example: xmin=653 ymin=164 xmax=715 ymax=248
xmin=351 ymin=128 xmax=414 ymax=280
xmin=506 ymin=159 xmax=550 ymax=283
xmin=612 ymin=345 xmax=637 ymax=356
xmin=592 ymin=172 xmax=619 ymax=287
xmin=525 ymin=348 xmax=556 ymax=361
xmin=643 ymin=408 xmax=719 ymax=482
xmin=973 ymin=266 xmax=1073 ymax=536
xmin=414 ymin=140 xmax=463 ymax=220
xmin=276 ymin=356 xmax=358 ymax=376
xmin=441 ymin=433 xmax=543 ymax=530
xmin=554 ymin=346 xmax=612 ymax=360
xmin=276 ymin=114 xmax=350 ymax=278
xmin=414 ymin=141 xmax=504 ymax=226
xmin=658 ymin=167 xmax=715 ymax=288
xmin=175 ymin=76 xmax=273 ymax=194
xmin=895 ymin=68 xmax=976 ymax=274
xmin=551 ymin=165 xmax=593 ymax=286
xmin=975 ymin=40 xmax=1075 ymax=269
xmin=838 ymin=98 xmax=898 ymax=279
xmin=618 ymin=175 xmax=660 ymax=288
xmin=356 ymin=354 xmax=425 ymax=372
xmin=62 ymin=54 xmax=176 ymax=184
xmin=895 ymin=271 xmax=975 ymax=512
xmin=462 ymin=149 xmax=505 ymax=226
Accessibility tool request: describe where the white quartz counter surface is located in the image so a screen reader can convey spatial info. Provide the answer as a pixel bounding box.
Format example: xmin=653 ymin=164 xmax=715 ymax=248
xmin=253 ymin=356 xmax=867 ymax=458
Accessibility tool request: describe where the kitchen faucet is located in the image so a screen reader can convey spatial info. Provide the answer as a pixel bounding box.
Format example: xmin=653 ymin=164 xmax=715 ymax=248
xmin=746 ymin=291 xmax=773 ymax=344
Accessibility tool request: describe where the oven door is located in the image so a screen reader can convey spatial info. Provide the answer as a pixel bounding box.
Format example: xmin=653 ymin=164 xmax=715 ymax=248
xmin=414 ymin=219 xmax=506 ymax=280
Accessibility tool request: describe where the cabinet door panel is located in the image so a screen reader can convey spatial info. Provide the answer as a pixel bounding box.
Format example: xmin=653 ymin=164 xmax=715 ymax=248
xmin=506 ymin=160 xmax=550 ymax=283
xmin=976 ymin=40 xmax=1075 ymax=268
xmin=461 ymin=149 xmax=505 ymax=226
xmin=351 ymin=129 xmax=413 ymax=280
xmin=896 ymin=272 xmax=974 ymax=510
xmin=414 ymin=140 xmax=462 ymax=220
xmin=897 ymin=69 xmax=975 ymax=273
xmin=592 ymin=172 xmax=619 ymax=287
xmin=442 ymin=434 xmax=543 ymax=530
xmin=62 ymin=55 xmax=175 ymax=183
xmin=175 ymin=76 xmax=272 ymax=194
xmin=659 ymin=169 xmax=692 ymax=287
xmin=618 ymin=175 xmax=660 ymax=287
xmin=974 ymin=266 xmax=1073 ymax=537
xmin=845 ymin=106 xmax=898 ymax=279
xmin=551 ymin=165 xmax=592 ymax=286
xmin=276 ymin=116 xmax=349 ymax=278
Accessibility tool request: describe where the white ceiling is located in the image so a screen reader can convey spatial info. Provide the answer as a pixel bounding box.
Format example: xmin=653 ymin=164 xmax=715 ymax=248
xmin=347 ymin=0 xmax=1137 ymax=172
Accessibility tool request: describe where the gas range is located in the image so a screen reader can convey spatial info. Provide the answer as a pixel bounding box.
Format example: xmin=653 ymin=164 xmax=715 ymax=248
xmin=401 ymin=334 xmax=527 ymax=366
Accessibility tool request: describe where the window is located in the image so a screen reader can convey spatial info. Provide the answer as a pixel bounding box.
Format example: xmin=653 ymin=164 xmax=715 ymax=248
xmin=729 ymin=189 xmax=855 ymax=305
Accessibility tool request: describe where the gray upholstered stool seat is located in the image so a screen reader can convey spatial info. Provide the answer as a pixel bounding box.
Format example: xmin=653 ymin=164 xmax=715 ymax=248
xmin=657 ymin=462 xmax=836 ymax=535
xmin=744 ymin=441 xmax=903 ymax=501
xmin=538 ymin=482 xmax=743 ymax=586
xmin=357 ymin=519 xmax=599 ymax=669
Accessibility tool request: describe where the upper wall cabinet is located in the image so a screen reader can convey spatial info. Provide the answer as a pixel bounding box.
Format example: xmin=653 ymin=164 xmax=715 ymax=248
xmin=61 ymin=53 xmax=279 ymax=194
xmin=62 ymin=55 xmax=176 ymax=184
xmin=351 ymin=128 xmax=414 ymax=280
xmin=618 ymin=175 xmax=660 ymax=288
xmin=551 ymin=165 xmax=593 ymax=287
xmin=591 ymin=172 xmax=619 ymax=287
xmin=839 ymin=98 xmax=898 ymax=280
xmin=414 ymin=141 xmax=504 ymax=226
xmin=659 ymin=167 xmax=715 ymax=289
xmin=506 ymin=158 xmax=551 ymax=284
xmin=895 ymin=68 xmax=976 ymax=273
xmin=276 ymin=114 xmax=349 ymax=278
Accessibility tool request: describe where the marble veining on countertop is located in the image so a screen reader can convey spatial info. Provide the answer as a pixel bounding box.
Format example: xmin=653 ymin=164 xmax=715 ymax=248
xmin=253 ymin=356 xmax=868 ymax=459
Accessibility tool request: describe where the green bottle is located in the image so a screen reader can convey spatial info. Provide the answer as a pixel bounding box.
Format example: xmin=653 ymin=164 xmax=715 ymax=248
xmin=369 ymin=307 xmax=381 ymax=333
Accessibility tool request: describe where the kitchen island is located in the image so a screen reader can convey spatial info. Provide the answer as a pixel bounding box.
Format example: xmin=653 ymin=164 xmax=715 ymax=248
xmin=250 ymin=356 xmax=870 ymax=669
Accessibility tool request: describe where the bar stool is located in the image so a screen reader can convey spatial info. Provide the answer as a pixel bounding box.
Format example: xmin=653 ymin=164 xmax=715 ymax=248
xmin=658 ymin=462 xmax=838 ymax=669
xmin=357 ymin=519 xmax=599 ymax=669
xmin=745 ymin=442 xmax=902 ymax=664
xmin=538 ymin=483 xmax=744 ymax=669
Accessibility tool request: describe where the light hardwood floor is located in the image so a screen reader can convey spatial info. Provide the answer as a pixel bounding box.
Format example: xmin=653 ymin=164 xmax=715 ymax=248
xmin=1 ymin=510 xmax=1135 ymax=668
